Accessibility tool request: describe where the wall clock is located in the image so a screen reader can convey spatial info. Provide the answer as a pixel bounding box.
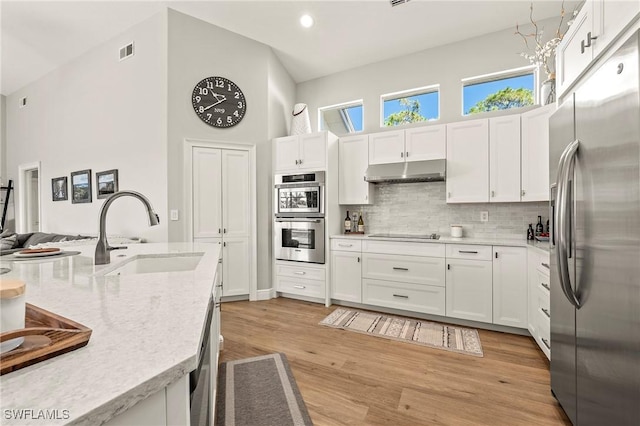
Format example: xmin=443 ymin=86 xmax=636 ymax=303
xmin=191 ymin=76 xmax=246 ymax=128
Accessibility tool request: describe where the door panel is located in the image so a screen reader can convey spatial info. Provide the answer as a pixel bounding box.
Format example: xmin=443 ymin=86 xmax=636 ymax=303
xmin=445 ymin=119 xmax=489 ymax=203
xmin=489 ymin=115 xmax=521 ymax=202
xmin=192 ymin=147 xmax=222 ymax=239
xmin=368 ymin=130 xmax=404 ymax=165
xmin=404 ymin=125 xmax=446 ymax=161
xmin=222 ymin=238 xmax=250 ymax=297
xmin=222 ymin=150 xmax=250 ymax=238
xmin=299 ymin=133 xmax=326 ymax=170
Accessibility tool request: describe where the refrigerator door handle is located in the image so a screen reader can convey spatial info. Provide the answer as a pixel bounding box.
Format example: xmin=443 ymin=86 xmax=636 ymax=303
xmin=550 ymin=183 xmax=557 ymax=247
xmin=555 ymin=139 xmax=581 ymax=309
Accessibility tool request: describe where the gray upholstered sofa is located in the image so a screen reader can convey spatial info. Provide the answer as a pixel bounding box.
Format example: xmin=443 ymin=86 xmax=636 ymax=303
xmin=0 ymin=231 xmax=91 ymax=255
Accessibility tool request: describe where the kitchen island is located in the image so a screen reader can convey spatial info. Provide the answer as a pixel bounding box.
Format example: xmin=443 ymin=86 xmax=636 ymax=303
xmin=0 ymin=242 xmax=221 ymax=425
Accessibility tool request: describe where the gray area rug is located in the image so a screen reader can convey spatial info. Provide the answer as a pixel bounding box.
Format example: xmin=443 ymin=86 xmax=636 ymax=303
xmin=320 ymin=308 xmax=483 ymax=357
xmin=216 ymin=353 xmax=313 ymax=426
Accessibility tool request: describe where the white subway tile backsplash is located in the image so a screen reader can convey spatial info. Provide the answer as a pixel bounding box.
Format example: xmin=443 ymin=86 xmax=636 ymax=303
xmin=350 ymin=182 xmax=547 ymax=239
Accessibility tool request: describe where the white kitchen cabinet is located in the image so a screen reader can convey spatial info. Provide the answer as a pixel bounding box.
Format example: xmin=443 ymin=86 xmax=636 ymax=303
xmin=445 ymin=119 xmax=489 ymax=203
xmin=593 ymin=1 xmax=640 ymax=57
xmin=192 ymin=147 xmax=250 ymax=297
xmin=339 ymin=134 xmax=374 ymax=205
xmin=273 ymin=131 xmax=327 ymax=172
xmin=521 ymin=105 xmax=555 ymax=202
xmin=362 ymin=278 xmax=446 ymax=316
xmin=445 ymin=258 xmax=493 ymax=323
xmin=368 ymin=130 xmax=405 ymax=164
xmin=492 ymin=246 xmax=528 ymax=328
xmin=331 ymin=250 xmax=362 ymax=303
xmin=362 ymin=253 xmax=445 ymax=287
xmin=489 ymin=115 xmax=521 ymax=202
xmin=275 ymin=261 xmax=326 ymax=300
xmin=528 ymin=248 xmax=551 ymax=359
xmin=404 ymin=124 xmax=446 ymax=161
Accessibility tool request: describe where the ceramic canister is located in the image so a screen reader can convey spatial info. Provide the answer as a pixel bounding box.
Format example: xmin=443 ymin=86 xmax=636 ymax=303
xmin=450 ymin=225 xmax=463 ymax=238
xmin=0 ymin=279 xmax=26 ymax=353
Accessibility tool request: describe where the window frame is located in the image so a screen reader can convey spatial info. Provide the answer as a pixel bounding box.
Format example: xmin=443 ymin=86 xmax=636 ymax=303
xmin=461 ymin=65 xmax=538 ymax=116
xmin=318 ymin=99 xmax=364 ymax=135
xmin=380 ymin=84 xmax=440 ymax=128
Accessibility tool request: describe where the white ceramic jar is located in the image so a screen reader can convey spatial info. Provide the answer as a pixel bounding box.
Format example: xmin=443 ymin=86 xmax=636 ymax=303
xmin=450 ymin=225 xmax=463 ymax=238
xmin=1 ymin=279 xmax=26 ymax=353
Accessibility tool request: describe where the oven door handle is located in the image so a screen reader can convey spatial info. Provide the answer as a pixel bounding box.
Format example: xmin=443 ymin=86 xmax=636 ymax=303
xmin=275 ymin=218 xmax=323 ymax=223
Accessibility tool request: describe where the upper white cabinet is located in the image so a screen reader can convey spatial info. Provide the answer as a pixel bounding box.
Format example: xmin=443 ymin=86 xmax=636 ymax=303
xmin=446 ymin=119 xmax=489 ymax=203
xmin=521 ymin=104 xmax=555 ymax=201
xmin=274 ymin=132 xmax=327 ymax=172
xmin=339 ymin=134 xmax=374 ymax=205
xmin=369 ymin=126 xmax=446 ymax=165
xmin=489 ymin=115 xmax=521 ymax=202
xmin=557 ymin=0 xmax=640 ymax=98
xmin=492 ymin=246 xmax=528 ymax=328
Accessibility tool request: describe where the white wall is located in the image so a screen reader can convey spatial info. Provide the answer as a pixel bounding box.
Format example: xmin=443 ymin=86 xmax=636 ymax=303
xmin=5 ymin=12 xmax=168 ymax=240
xmin=167 ymin=9 xmax=295 ymax=290
xmin=296 ymin=17 xmax=561 ymax=132
xmin=1 ymin=95 xmax=6 ymax=183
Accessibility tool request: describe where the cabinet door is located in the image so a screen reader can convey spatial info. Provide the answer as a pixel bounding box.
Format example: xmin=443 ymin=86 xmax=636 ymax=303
xmin=446 ymin=119 xmax=489 ymax=203
xmin=527 ymin=249 xmax=540 ymax=336
xmin=557 ymin=2 xmax=594 ymax=97
xmin=192 ymin=147 xmax=222 ymax=239
xmin=339 ymin=135 xmax=373 ymax=205
xmin=222 ymin=238 xmax=250 ymax=296
xmin=593 ymin=0 xmax=640 ymax=57
xmin=368 ymin=130 xmax=405 ymax=165
xmin=489 ymin=115 xmax=521 ymax=202
xmin=222 ymin=149 xmax=250 ymax=238
xmin=299 ymin=132 xmax=327 ymax=170
xmin=493 ymin=247 xmax=528 ymax=328
xmin=445 ymin=259 xmax=493 ymax=323
xmin=273 ymin=135 xmax=300 ymax=172
xmin=404 ymin=125 xmax=446 ymax=161
xmin=521 ymin=105 xmax=554 ymax=201
xmin=331 ymin=251 xmax=362 ymax=303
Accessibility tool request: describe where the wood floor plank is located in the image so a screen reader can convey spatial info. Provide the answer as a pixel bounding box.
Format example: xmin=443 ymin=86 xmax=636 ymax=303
xmin=219 ymin=298 xmax=571 ymax=425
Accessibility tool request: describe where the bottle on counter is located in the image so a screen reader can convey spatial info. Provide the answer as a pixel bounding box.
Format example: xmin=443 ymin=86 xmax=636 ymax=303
xmin=527 ymin=224 xmax=535 ymax=240
xmin=358 ymin=211 xmax=365 ymax=233
xmin=535 ymin=216 xmax=544 ymax=236
xmin=546 ymin=219 xmax=550 ymax=233
xmin=351 ymin=211 xmax=359 ymax=232
xmin=344 ymin=211 xmax=351 ymax=234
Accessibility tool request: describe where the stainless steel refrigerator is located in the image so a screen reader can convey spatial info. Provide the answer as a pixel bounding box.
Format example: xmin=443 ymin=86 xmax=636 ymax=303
xmin=549 ymin=30 xmax=640 ymax=425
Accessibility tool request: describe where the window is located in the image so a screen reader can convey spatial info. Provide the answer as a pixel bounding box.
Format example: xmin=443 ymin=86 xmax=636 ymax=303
xmin=462 ymin=66 xmax=536 ymax=115
xmin=381 ymin=85 xmax=439 ymax=127
xmin=319 ymin=100 xmax=363 ymax=136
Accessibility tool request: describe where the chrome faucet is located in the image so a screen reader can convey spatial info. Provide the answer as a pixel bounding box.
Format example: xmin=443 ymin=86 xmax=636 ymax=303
xmin=94 ymin=190 xmax=160 ymax=265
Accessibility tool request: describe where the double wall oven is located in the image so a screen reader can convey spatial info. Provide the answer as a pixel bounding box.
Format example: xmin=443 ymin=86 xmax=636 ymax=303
xmin=274 ymin=171 xmax=325 ymax=264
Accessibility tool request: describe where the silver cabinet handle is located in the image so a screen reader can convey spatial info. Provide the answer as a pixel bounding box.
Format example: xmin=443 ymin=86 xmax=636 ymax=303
xmin=541 ymin=282 xmax=550 ymax=291
xmin=295 ymin=159 xmax=299 ymax=165
xmin=357 ymin=257 xmax=360 ymax=263
xmin=459 ymin=250 xmax=478 ymax=254
xmin=393 ymin=294 xmax=409 ymax=299
xmin=522 ymin=189 xmax=526 ymax=197
xmin=541 ymin=308 xmax=550 ymax=318
xmin=400 ymin=152 xmax=404 ymax=158
xmin=541 ymin=262 xmax=550 ymax=269
xmin=293 ymin=271 xmax=306 ymax=275
xmin=393 ymin=267 xmax=409 ymax=271
xmin=406 ymin=151 xmax=409 ymax=157
xmin=293 ymin=285 xmax=306 ymax=289
xmin=338 ymin=243 xmax=353 ymax=247
xmin=299 ymin=159 xmax=303 ymax=165
xmin=541 ymin=338 xmax=551 ymax=350
xmin=218 ymin=228 xmax=221 ymax=234
xmin=491 ymin=190 xmax=495 ymax=198
xmin=223 ymin=228 xmax=227 ymax=233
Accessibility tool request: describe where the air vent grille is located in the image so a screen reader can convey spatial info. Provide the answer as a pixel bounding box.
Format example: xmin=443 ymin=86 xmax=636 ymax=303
xmin=119 ymin=42 xmax=134 ymax=61
xmin=390 ymin=0 xmax=411 ymax=7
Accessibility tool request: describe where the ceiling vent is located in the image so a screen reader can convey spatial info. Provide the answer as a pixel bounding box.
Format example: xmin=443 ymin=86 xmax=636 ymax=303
xmin=119 ymin=42 xmax=134 ymax=61
xmin=390 ymin=0 xmax=411 ymax=7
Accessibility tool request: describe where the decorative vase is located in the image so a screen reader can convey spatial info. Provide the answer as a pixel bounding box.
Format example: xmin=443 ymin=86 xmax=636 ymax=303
xmin=290 ymin=103 xmax=311 ymax=136
xmin=541 ymin=73 xmax=556 ymax=105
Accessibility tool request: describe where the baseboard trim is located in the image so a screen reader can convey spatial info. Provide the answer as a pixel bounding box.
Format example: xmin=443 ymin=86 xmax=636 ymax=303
xmin=256 ymin=288 xmax=276 ymax=301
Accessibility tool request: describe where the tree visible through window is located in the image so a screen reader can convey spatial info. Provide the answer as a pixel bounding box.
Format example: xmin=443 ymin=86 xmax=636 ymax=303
xmin=382 ymin=87 xmax=439 ymax=127
xmin=463 ymin=72 xmax=535 ymax=115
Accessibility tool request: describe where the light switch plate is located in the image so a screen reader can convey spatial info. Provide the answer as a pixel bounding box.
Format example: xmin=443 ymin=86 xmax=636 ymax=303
xmin=170 ymin=209 xmax=179 ymax=221
xmin=480 ymin=211 xmax=489 ymax=222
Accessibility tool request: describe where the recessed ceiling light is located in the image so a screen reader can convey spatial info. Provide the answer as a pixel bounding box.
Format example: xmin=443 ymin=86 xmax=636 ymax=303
xmin=300 ymin=14 xmax=314 ymax=28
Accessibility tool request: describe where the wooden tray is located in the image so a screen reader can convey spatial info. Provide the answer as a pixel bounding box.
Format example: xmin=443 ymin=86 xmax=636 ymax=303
xmin=0 ymin=303 xmax=92 ymax=375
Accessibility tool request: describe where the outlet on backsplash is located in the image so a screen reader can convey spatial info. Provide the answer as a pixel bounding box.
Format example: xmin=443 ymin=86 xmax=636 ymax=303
xmin=480 ymin=211 xmax=489 ymax=222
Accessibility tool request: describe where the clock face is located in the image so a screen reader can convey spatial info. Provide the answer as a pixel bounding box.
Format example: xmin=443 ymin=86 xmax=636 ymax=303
xmin=191 ymin=76 xmax=246 ymax=128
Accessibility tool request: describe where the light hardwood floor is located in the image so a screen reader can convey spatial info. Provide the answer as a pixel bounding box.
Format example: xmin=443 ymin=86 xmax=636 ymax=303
xmin=219 ymin=298 xmax=571 ymax=426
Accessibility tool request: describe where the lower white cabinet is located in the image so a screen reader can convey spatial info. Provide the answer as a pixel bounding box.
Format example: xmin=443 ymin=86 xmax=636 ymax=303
xmin=445 ymin=258 xmax=493 ymax=323
xmin=528 ymin=249 xmax=551 ymax=359
xmin=492 ymin=246 xmax=528 ymax=328
xmin=276 ymin=261 xmax=326 ymax=300
xmin=222 ymin=238 xmax=250 ymax=297
xmin=362 ymin=278 xmax=445 ymax=315
xmin=331 ymin=250 xmax=362 ymax=302
xmin=361 ymin=253 xmax=445 ymax=286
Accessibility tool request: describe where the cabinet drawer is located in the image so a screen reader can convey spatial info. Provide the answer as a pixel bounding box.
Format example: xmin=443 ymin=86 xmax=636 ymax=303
xmin=331 ymin=239 xmax=362 ymax=252
xmin=535 ymin=253 xmax=551 ymax=276
xmin=362 ymin=253 xmax=445 ymax=286
xmin=446 ymin=244 xmax=492 ymax=260
xmin=276 ymin=263 xmax=325 ymax=281
xmin=276 ymin=276 xmax=325 ymax=298
xmin=537 ymin=316 xmax=551 ymax=360
xmin=362 ymin=278 xmax=445 ymax=316
xmin=362 ymin=240 xmax=445 ymax=257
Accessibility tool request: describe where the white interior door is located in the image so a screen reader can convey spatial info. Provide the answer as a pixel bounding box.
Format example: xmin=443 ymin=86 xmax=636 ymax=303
xmin=222 ymin=150 xmax=250 ymax=238
xmin=192 ymin=147 xmax=222 ymax=240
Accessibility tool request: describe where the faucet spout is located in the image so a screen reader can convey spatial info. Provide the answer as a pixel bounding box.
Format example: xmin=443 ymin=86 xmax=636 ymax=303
xmin=95 ymin=190 xmax=160 ymax=265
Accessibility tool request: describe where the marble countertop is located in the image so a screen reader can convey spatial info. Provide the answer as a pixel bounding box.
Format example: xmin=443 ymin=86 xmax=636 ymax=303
xmin=0 ymin=242 xmax=221 ymax=425
xmin=331 ymin=234 xmax=550 ymax=253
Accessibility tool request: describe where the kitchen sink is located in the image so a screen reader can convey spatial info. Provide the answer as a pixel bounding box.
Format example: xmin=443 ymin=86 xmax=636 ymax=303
xmin=98 ymin=253 xmax=203 ymax=276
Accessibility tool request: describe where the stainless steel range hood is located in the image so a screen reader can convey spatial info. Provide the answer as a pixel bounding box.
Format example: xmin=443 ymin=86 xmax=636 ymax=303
xmin=364 ymin=159 xmax=446 ymax=183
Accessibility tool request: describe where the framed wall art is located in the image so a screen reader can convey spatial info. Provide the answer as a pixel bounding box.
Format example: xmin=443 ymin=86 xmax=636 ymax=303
xmin=51 ymin=176 xmax=68 ymax=201
xmin=96 ymin=169 xmax=119 ymax=199
xmin=71 ymin=169 xmax=92 ymax=204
